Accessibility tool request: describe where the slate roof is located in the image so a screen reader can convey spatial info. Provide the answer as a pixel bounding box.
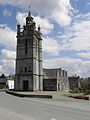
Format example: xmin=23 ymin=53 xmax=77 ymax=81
xmin=43 ymin=68 xmax=62 ymax=79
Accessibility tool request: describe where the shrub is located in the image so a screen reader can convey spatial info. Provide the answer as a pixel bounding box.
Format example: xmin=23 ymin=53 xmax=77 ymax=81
xmin=0 ymin=85 xmax=8 ymax=89
xmin=84 ymin=90 xmax=90 ymax=95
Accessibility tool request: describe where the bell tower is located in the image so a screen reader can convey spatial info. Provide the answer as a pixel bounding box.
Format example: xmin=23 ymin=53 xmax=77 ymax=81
xmin=14 ymin=11 xmax=43 ymax=91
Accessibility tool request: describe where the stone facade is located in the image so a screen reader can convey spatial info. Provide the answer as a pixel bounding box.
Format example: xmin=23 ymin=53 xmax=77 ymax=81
xmin=14 ymin=11 xmax=43 ymax=91
xmin=43 ymin=68 xmax=69 ymax=91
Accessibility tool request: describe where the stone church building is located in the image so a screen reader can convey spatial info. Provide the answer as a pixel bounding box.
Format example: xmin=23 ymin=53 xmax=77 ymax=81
xmin=43 ymin=68 xmax=69 ymax=91
xmin=14 ymin=12 xmax=69 ymax=91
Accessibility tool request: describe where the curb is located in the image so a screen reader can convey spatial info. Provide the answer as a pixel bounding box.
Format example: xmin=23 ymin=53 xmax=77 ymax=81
xmin=6 ymin=90 xmax=52 ymax=99
xmin=0 ymin=89 xmax=7 ymax=92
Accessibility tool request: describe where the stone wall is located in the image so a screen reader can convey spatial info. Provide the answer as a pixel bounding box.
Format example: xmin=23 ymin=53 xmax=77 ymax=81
xmin=43 ymin=79 xmax=57 ymax=91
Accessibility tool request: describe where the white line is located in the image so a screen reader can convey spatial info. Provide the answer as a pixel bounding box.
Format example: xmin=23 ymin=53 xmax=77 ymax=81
xmin=51 ymin=118 xmax=56 ymax=120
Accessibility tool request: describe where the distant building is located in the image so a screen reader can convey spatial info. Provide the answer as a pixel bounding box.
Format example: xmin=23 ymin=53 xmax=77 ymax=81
xmin=7 ymin=74 xmax=15 ymax=89
xmin=0 ymin=74 xmax=7 ymax=86
xmin=68 ymin=76 xmax=80 ymax=90
xmin=43 ymin=68 xmax=69 ymax=91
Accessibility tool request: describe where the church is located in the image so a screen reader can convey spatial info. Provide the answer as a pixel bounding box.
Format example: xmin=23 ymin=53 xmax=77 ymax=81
xmin=14 ymin=11 xmax=69 ymax=91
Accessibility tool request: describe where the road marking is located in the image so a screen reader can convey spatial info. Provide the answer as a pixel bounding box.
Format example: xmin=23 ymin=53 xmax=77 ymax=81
xmin=51 ymin=118 xmax=56 ymax=120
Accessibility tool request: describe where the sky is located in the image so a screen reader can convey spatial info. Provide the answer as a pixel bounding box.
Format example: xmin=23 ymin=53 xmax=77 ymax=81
xmin=0 ymin=0 xmax=90 ymax=77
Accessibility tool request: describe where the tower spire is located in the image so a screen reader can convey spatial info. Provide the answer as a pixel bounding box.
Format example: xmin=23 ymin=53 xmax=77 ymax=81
xmin=28 ymin=10 xmax=31 ymax=16
xmin=26 ymin=7 xmax=34 ymax=25
xmin=28 ymin=5 xmax=31 ymax=16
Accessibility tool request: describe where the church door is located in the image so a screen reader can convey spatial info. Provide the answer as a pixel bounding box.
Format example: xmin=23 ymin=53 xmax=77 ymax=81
xmin=23 ymin=80 xmax=28 ymax=91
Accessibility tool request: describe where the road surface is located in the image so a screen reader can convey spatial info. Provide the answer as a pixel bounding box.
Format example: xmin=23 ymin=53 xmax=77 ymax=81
xmin=0 ymin=91 xmax=90 ymax=120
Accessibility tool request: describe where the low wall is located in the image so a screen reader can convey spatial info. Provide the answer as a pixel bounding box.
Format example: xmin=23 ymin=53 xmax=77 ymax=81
xmin=6 ymin=90 xmax=52 ymax=99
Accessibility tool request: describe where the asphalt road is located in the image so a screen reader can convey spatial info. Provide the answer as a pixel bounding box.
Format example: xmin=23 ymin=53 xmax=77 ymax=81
xmin=0 ymin=91 xmax=90 ymax=120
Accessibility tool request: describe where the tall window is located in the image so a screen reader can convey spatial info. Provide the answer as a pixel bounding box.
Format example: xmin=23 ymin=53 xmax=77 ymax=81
xmin=25 ymin=67 xmax=27 ymax=73
xmin=25 ymin=38 xmax=27 ymax=54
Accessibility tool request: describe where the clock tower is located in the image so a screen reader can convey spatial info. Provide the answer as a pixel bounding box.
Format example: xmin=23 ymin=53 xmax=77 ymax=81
xmin=14 ymin=11 xmax=43 ymax=91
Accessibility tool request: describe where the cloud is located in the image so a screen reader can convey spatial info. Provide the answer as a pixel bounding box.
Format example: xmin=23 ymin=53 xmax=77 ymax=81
xmin=3 ymin=8 xmax=12 ymax=16
xmin=0 ymin=49 xmax=15 ymax=74
xmin=34 ymin=16 xmax=54 ymax=34
xmin=0 ymin=0 xmax=74 ymax=27
xmin=75 ymin=12 xmax=90 ymax=20
xmin=51 ymin=0 xmax=73 ymax=27
xmin=16 ymin=12 xmax=54 ymax=35
xmin=76 ymin=52 xmax=90 ymax=59
xmin=43 ymin=37 xmax=62 ymax=56
xmin=16 ymin=12 xmax=27 ymax=26
xmin=0 ymin=59 xmax=15 ymax=74
xmin=59 ymin=13 xmax=90 ymax=51
xmin=52 ymin=10 xmax=72 ymax=27
xmin=43 ymin=57 xmax=90 ymax=77
xmin=0 ymin=49 xmax=16 ymax=74
xmin=0 ymin=0 xmax=59 ymax=14
xmin=87 ymin=3 xmax=90 ymax=6
xmin=0 ymin=24 xmax=16 ymax=74
xmin=1 ymin=49 xmax=16 ymax=59
xmin=0 ymin=49 xmax=15 ymax=75
xmin=0 ymin=24 xmax=16 ymax=50
xmin=0 ymin=65 xmax=4 ymax=74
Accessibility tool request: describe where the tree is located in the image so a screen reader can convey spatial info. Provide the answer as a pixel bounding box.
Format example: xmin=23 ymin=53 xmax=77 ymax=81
xmin=80 ymin=78 xmax=88 ymax=92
